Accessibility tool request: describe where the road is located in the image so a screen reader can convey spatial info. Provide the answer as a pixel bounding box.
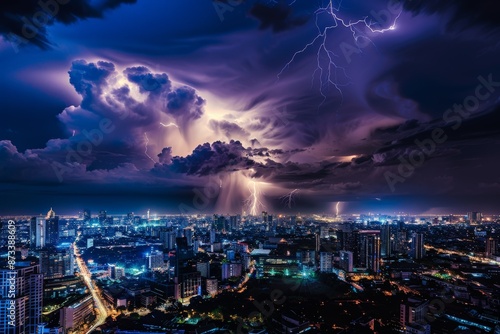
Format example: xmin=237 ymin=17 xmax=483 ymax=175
xmin=73 ymin=243 xmax=109 ymax=334
xmin=425 ymin=245 xmax=500 ymax=265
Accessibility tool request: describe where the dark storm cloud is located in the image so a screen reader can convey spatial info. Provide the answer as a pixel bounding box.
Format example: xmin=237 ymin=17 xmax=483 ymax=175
xmin=404 ymin=0 xmax=500 ymax=36
xmin=165 ymin=86 xmax=206 ymax=126
xmin=161 ymin=140 xmax=256 ymax=176
xmin=0 ymin=0 xmax=136 ymax=49
xmin=249 ymin=2 xmax=309 ymax=32
xmin=124 ymin=66 xmax=171 ymax=93
xmin=157 ymin=147 xmax=173 ymax=165
xmin=209 ymin=120 xmax=250 ymax=140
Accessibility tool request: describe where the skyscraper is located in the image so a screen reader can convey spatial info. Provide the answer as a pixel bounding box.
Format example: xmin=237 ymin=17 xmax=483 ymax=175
xmin=39 ymin=248 xmax=75 ymax=279
xmin=358 ymin=231 xmax=381 ymax=273
xmin=411 ymin=233 xmax=425 ymax=260
xmin=147 ymin=251 xmax=164 ymax=270
xmin=45 ymin=208 xmax=59 ymax=246
xmin=486 ymin=237 xmax=497 ymax=259
xmin=339 ymin=251 xmax=354 ymax=272
xmin=183 ymin=228 xmax=194 ymax=246
xmin=381 ymin=223 xmax=391 ymax=257
xmin=30 ymin=216 xmax=46 ymax=249
xmin=209 ymin=229 xmax=216 ymax=244
xmin=0 ymin=263 xmax=43 ymax=334
xmin=83 ymin=209 xmax=91 ymax=222
xmin=467 ymin=211 xmax=482 ymax=224
xmin=319 ymin=252 xmax=333 ymax=272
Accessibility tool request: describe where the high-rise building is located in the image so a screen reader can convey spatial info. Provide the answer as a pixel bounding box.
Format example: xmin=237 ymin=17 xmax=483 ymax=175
xmin=206 ymin=277 xmax=218 ymax=296
xmin=358 ymin=231 xmax=381 ymax=273
xmin=221 ymin=263 xmax=242 ymax=280
xmin=229 ymin=215 xmax=238 ymax=231
xmin=381 ymin=223 xmax=391 ymax=257
xmin=400 ymin=298 xmax=429 ymax=329
xmin=147 ymin=251 xmax=164 ymax=270
xmin=45 ymin=208 xmax=59 ymax=246
xmin=209 ymin=229 xmax=216 ymax=244
xmin=319 ymin=252 xmax=333 ymax=272
xmin=196 ymin=262 xmax=210 ymax=278
xmin=411 ymin=233 xmax=425 ymax=260
xmin=108 ymin=264 xmax=125 ymax=280
xmin=30 ymin=216 xmax=46 ymax=249
xmin=159 ymin=229 xmax=176 ymax=250
xmin=467 ymin=211 xmax=482 ymax=224
xmin=0 ymin=263 xmax=43 ymax=334
xmin=40 ymin=248 xmax=75 ymax=279
xmin=183 ymin=228 xmax=194 ymax=246
xmin=98 ymin=210 xmax=107 ymax=223
xmin=315 ymin=233 xmax=321 ymax=253
xmin=60 ymin=294 xmax=94 ymax=333
xmin=83 ymin=209 xmax=91 ymax=222
xmin=339 ymin=251 xmax=354 ymax=272
xmin=193 ymin=238 xmax=201 ymax=253
xmin=486 ymin=237 xmax=498 ymax=259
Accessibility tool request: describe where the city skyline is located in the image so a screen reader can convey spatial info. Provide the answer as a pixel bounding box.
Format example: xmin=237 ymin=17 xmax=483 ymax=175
xmin=1 ymin=1 xmax=500 ymax=215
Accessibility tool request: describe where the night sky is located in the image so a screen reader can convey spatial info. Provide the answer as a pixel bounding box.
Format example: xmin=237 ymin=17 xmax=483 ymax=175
xmin=1 ymin=0 xmax=500 ymax=215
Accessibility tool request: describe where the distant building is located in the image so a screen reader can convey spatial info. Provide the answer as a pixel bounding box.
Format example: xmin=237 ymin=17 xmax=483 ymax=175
xmin=159 ymin=229 xmax=176 ymax=250
xmin=109 ymin=265 xmax=125 ymax=280
xmin=315 ymin=233 xmax=321 ymax=252
xmin=339 ymin=251 xmax=354 ymax=272
xmin=30 ymin=216 xmax=46 ymax=249
xmin=206 ymin=277 xmax=218 ymax=296
xmin=468 ymin=211 xmax=482 ymax=224
xmin=319 ymin=252 xmax=333 ymax=272
xmin=147 ymin=251 xmax=164 ymax=270
xmin=184 ymin=228 xmax=194 ymax=246
xmin=210 ymin=229 xmax=216 ymax=244
xmin=226 ymin=250 xmax=235 ymax=261
xmin=175 ymin=271 xmax=201 ymax=300
xmin=45 ymin=208 xmax=59 ymax=246
xmin=400 ymin=298 xmax=429 ymax=328
xmin=221 ymin=263 xmax=242 ymax=280
xmin=98 ymin=210 xmax=107 ymax=223
xmin=486 ymin=237 xmax=498 ymax=258
xmin=196 ymin=262 xmax=210 ymax=278
xmin=411 ymin=233 xmax=425 ymax=260
xmin=358 ymin=230 xmax=381 ymax=273
xmin=83 ymin=209 xmax=91 ymax=222
xmin=381 ymin=223 xmax=391 ymax=257
xmin=39 ymin=248 xmax=75 ymax=279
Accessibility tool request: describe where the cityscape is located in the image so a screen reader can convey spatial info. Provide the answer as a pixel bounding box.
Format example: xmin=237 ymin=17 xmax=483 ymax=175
xmin=1 ymin=1 xmax=500 ymax=334
xmin=1 ymin=209 xmax=499 ymax=334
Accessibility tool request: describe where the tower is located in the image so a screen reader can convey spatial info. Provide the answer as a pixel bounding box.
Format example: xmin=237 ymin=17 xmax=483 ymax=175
xmin=486 ymin=237 xmax=497 ymax=259
xmin=381 ymin=223 xmax=391 ymax=257
xmin=411 ymin=233 xmax=425 ymax=260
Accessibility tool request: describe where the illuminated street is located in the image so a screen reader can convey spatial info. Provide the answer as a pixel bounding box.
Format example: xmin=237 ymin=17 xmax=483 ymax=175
xmin=73 ymin=243 xmax=109 ymax=334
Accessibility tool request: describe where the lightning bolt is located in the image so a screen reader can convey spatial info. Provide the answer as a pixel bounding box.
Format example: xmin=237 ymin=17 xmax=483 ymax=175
xmin=143 ymin=132 xmax=156 ymax=163
xmin=280 ymin=189 xmax=299 ymax=209
xmin=159 ymin=122 xmax=179 ymax=128
xmin=245 ymin=180 xmax=265 ymax=216
xmin=278 ymin=0 xmax=402 ymax=104
xmin=336 ymin=201 xmax=340 ymax=216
